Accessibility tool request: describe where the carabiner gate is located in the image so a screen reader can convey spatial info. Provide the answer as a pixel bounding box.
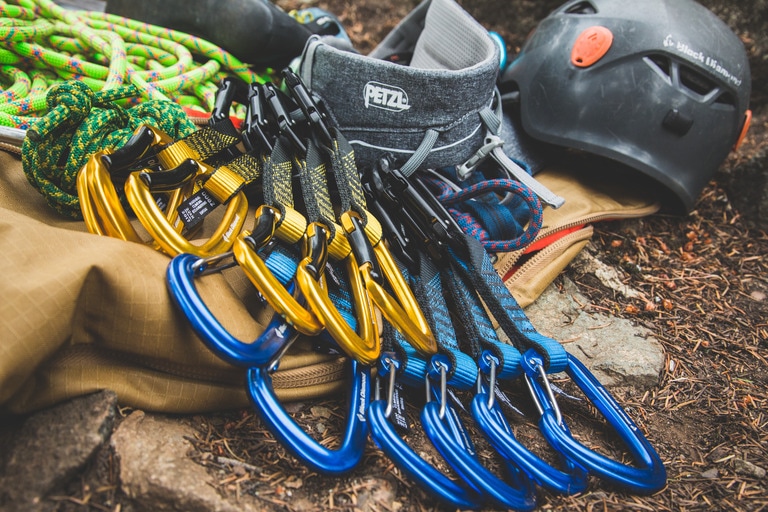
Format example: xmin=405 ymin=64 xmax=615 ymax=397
xmin=471 ymin=351 xmax=589 ymax=495
xmin=295 ymin=221 xmax=380 ymax=365
xmin=521 ymin=349 xmax=667 ymax=494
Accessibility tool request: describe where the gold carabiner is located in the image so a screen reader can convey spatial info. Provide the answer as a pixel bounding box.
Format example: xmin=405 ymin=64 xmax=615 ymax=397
xmin=295 ymin=222 xmax=380 ymax=365
xmin=77 ymin=125 xmax=190 ymax=244
xmin=124 ymin=166 xmax=248 ymax=257
xmin=233 ymin=204 xmax=325 ymax=336
xmin=341 ymin=210 xmax=437 ymax=357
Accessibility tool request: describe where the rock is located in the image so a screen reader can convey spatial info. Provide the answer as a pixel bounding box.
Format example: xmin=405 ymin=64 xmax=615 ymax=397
xmin=354 ymin=477 xmax=399 ymax=511
xmin=733 ymin=459 xmax=767 ymax=479
xmin=0 ymin=390 xmax=117 ymax=512
xmin=111 ymin=411 xmax=265 ymax=512
xmin=701 ymin=468 xmax=720 ymax=479
xmin=570 ymin=249 xmax=644 ymax=300
xmin=526 ymin=277 xmax=665 ymax=389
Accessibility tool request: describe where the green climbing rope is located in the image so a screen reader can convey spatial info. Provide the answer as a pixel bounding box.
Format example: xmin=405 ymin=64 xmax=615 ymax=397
xmin=1 ymin=0 xmax=277 ymax=218
xmin=21 ymin=80 xmax=196 ymax=218
xmin=0 ymin=0 xmax=270 ymax=129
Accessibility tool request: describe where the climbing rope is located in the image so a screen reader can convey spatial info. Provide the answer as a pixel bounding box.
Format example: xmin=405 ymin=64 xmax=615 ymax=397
xmin=0 ymin=0 xmax=269 ymax=130
xmin=21 ymin=80 xmax=196 ymax=218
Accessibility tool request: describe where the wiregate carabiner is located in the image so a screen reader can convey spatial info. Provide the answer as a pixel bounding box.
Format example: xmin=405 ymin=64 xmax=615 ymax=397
xmin=421 ymin=356 xmax=538 ymax=512
xmin=471 ymin=351 xmax=589 ymax=495
xmin=294 ymin=221 xmax=381 ymax=365
xmin=367 ymin=354 xmax=485 ymax=510
xmin=521 ymin=349 xmax=667 ymax=494
xmin=246 ymin=359 xmax=370 ymax=475
xmin=166 ymin=251 xmax=298 ymax=367
xmin=233 ymin=205 xmax=325 ymax=336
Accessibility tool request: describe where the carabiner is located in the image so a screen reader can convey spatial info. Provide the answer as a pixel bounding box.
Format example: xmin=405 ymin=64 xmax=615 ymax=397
xmin=522 ymin=349 xmax=667 ymax=494
xmin=367 ymin=355 xmax=484 ymax=510
xmin=471 ymin=352 xmax=589 ymax=495
xmin=166 ymin=251 xmax=298 ymax=367
xmin=342 ymin=211 xmax=437 ymax=357
xmin=421 ymin=356 xmax=537 ymax=511
xmin=295 ymin=222 xmax=380 ymax=365
xmin=233 ymin=205 xmax=324 ymax=336
xmin=124 ymin=165 xmax=248 ymax=257
xmin=246 ymin=359 xmax=369 ymax=474
xmin=77 ymin=149 xmax=187 ymax=244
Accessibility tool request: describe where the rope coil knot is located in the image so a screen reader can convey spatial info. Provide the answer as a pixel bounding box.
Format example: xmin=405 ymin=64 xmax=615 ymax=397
xmin=22 ymin=80 xmax=196 ymax=219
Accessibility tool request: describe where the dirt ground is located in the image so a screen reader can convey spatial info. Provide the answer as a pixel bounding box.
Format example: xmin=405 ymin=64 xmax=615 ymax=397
xmin=43 ymin=0 xmax=768 ymax=511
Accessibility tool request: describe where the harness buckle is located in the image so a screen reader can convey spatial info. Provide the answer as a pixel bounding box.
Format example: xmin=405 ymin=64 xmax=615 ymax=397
xmin=455 ymin=135 xmax=504 ymax=180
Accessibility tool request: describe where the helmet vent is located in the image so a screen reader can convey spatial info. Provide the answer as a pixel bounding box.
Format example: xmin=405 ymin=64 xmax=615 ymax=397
xmin=563 ymin=2 xmax=597 ymax=15
xmin=679 ymin=65 xmax=716 ymax=97
xmin=715 ymin=92 xmax=736 ymax=107
xmin=646 ymin=55 xmax=672 ymax=79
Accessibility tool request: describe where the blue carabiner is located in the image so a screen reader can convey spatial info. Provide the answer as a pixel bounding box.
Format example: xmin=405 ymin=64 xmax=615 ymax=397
xmin=367 ymin=355 xmax=484 ymax=510
xmin=166 ymin=252 xmax=297 ymax=367
xmin=471 ymin=351 xmax=589 ymax=495
xmin=421 ymin=357 xmax=537 ymax=512
xmin=521 ymin=349 xmax=667 ymax=494
xmin=246 ymin=359 xmax=369 ymax=475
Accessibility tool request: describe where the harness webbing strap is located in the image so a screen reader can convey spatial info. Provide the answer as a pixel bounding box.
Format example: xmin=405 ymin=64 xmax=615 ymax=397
xmin=475 ymin=100 xmax=564 ymax=209
xmin=399 ymin=128 xmax=439 ymax=177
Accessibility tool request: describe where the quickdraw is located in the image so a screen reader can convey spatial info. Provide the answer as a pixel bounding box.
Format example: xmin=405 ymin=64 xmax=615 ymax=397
xmin=50 ymin=53 xmax=666 ymax=504
xmin=364 ymin=156 xmax=667 ymax=500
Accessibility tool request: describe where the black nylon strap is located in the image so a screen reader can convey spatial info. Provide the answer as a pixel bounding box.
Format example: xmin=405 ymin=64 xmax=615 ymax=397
xmin=448 ymin=232 xmax=567 ymax=372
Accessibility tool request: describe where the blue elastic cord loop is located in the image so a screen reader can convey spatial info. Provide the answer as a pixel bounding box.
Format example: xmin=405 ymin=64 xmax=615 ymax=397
xmin=522 ymin=350 xmax=667 ymax=493
xmin=166 ymin=252 xmax=297 ymax=366
xmin=421 ymin=400 xmax=537 ymax=511
xmin=246 ymin=360 xmax=370 ymax=475
xmin=367 ymin=399 xmax=484 ymax=510
xmin=471 ymin=391 xmax=589 ymax=495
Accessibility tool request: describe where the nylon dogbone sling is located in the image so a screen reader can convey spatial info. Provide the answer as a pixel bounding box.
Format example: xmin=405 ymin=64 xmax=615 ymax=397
xmin=362 ymin=155 xmax=538 ymax=510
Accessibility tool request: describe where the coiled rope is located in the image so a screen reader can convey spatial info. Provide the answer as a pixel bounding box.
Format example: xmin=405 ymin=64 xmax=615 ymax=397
xmin=0 ymin=0 xmax=269 ymax=129
xmin=21 ymin=80 xmax=196 ymax=218
xmin=1 ymin=0 xmax=276 ymax=218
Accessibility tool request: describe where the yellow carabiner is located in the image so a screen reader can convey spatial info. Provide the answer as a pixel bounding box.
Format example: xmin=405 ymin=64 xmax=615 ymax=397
xmin=233 ymin=205 xmax=325 ymax=336
xmin=78 ymin=150 xmax=190 ymax=244
xmin=341 ymin=211 xmax=437 ymax=357
xmin=295 ymin=222 xmax=380 ymax=365
xmin=77 ymin=125 xmax=191 ymax=244
xmin=124 ymin=166 xmax=248 ymax=257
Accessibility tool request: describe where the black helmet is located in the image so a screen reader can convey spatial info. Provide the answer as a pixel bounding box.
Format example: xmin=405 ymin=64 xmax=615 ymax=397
xmin=500 ymin=0 xmax=752 ymax=211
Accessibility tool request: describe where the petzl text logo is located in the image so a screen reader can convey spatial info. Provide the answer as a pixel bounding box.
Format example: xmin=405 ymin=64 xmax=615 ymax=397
xmin=363 ymin=81 xmax=411 ymax=112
